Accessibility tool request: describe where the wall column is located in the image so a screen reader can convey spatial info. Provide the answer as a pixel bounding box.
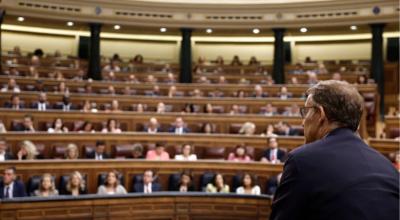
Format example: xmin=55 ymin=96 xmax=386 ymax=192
xmin=180 ymin=28 xmax=192 ymax=83
xmin=272 ymin=28 xmax=286 ymax=84
xmin=370 ymin=23 xmax=385 ymax=119
xmin=88 ymin=23 xmax=102 ymax=80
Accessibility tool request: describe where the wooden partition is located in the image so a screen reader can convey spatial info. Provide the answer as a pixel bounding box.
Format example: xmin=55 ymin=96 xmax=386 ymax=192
xmin=0 ymin=160 xmax=283 ymax=194
xmin=0 ymin=193 xmax=271 ymax=220
xmin=0 ymin=109 xmax=304 ymax=134
xmin=368 ymin=138 xmax=400 ymax=155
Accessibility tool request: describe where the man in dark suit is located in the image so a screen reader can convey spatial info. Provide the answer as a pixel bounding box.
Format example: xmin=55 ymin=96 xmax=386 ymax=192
xmin=86 ymin=141 xmax=110 ymax=160
xmin=13 ymin=114 xmax=35 ymax=132
xmin=133 ymin=170 xmax=161 ymax=193
xmin=168 ymin=117 xmax=190 ymax=134
xmin=0 ymin=167 xmax=27 ymax=198
xmin=261 ymin=137 xmax=287 ymax=163
xmin=0 ymin=138 xmax=14 ymax=161
xmin=4 ymin=94 xmax=24 ymax=110
xmin=31 ymin=92 xmax=51 ymax=111
xmin=270 ymin=80 xmax=399 ymax=220
xmin=275 ymin=121 xmax=299 ymax=136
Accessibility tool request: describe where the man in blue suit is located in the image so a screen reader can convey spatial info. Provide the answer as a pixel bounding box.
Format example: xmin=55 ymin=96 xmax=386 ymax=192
xmin=270 ymin=80 xmax=399 ymax=220
xmin=133 ymin=170 xmax=162 ymax=193
xmin=0 ymin=167 xmax=27 ymax=199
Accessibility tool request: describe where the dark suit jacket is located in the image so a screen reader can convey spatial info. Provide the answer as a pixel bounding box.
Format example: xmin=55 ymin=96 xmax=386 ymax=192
xmin=276 ymin=128 xmax=299 ymax=136
xmin=133 ymin=182 xmax=162 ymax=193
xmin=0 ymin=180 xmax=27 ymax=198
xmin=12 ymin=124 xmax=32 ymax=132
xmin=270 ymin=128 xmax=399 ymax=220
xmin=263 ymin=148 xmax=287 ymax=162
xmin=2 ymin=152 xmax=14 ymax=160
xmin=4 ymin=103 xmax=24 ymax=109
xmin=31 ymin=102 xmax=51 ymax=110
xmin=143 ymin=127 xmax=162 ymax=133
xmin=85 ymin=151 xmax=110 ymax=159
xmin=168 ymin=127 xmax=190 ymax=134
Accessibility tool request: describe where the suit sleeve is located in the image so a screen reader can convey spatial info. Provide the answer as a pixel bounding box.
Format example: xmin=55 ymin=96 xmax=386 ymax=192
xmin=269 ymin=154 xmax=307 ymax=220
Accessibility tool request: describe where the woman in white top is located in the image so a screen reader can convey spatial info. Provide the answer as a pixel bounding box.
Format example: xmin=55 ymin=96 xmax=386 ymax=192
xmin=175 ymin=144 xmax=197 ymax=161
xmin=101 ymin=119 xmax=122 ymax=133
xmin=97 ymin=171 xmax=127 ymax=195
xmin=236 ymin=173 xmax=261 ymax=195
xmin=48 ymin=118 xmax=69 ymax=133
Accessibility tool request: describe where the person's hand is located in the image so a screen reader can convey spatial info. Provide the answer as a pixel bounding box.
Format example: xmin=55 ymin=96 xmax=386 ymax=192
xmin=17 ymin=150 xmax=24 ymax=160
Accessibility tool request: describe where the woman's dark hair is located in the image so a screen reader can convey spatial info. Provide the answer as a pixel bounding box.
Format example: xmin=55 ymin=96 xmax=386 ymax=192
xmin=241 ymin=173 xmax=257 ymax=188
xmin=201 ymin=122 xmax=215 ymax=133
xmin=183 ymin=103 xmax=195 ymax=113
xmin=179 ymin=170 xmax=193 ymax=187
xmin=212 ymin=173 xmax=224 ymax=186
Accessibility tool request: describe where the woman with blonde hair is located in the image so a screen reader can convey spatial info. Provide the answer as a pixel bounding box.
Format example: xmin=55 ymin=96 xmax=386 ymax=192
xmin=64 ymin=171 xmax=87 ymax=196
xmin=65 ymin=143 xmax=79 ymax=160
xmin=17 ymin=140 xmax=38 ymax=160
xmin=239 ymin=122 xmax=256 ymax=136
xmin=34 ymin=173 xmax=59 ymax=197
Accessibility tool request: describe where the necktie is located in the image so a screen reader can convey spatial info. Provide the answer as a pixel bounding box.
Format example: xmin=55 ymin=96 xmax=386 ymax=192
xmin=5 ymin=186 xmax=9 ymax=198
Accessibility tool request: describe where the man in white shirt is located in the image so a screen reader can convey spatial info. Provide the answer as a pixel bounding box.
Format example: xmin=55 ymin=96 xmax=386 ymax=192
xmin=133 ymin=170 xmax=161 ymax=193
xmin=0 ymin=139 xmax=13 ymax=161
xmin=169 ymin=117 xmax=189 ymax=134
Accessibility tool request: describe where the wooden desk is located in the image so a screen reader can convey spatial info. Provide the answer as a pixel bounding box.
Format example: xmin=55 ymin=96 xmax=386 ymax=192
xmin=368 ymin=138 xmax=400 ymax=155
xmin=0 ymin=193 xmax=271 ymax=220
xmin=0 ymin=160 xmax=283 ymax=194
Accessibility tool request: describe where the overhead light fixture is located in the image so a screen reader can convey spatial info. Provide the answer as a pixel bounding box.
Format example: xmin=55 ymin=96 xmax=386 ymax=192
xmin=17 ymin=17 xmax=25 ymax=22
xmin=252 ymin=28 xmax=260 ymax=34
xmin=114 ymin=25 xmax=121 ymax=30
xmin=300 ymin=27 xmax=308 ymax=33
xmin=350 ymin=25 xmax=358 ymax=30
xmin=160 ymin=27 xmax=167 ymax=32
xmin=206 ymin=28 xmax=213 ymax=34
xmin=67 ymin=21 xmax=74 ymax=27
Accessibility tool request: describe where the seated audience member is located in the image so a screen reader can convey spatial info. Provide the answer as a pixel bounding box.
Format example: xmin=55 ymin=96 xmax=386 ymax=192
xmin=132 ymin=54 xmax=144 ymax=64
xmin=72 ymin=69 xmax=85 ymax=81
xmin=28 ymin=66 xmax=39 ymax=78
xmin=290 ymin=76 xmax=299 ymax=85
xmin=332 ymin=72 xmax=342 ymax=81
xmin=48 ymin=118 xmax=69 ymax=133
xmin=84 ymin=83 xmax=93 ymax=94
xmin=182 ymin=103 xmax=196 ymax=114
xmin=144 ymin=117 xmax=161 ymax=134
xmin=168 ymin=86 xmax=179 ymax=97
xmin=316 ymin=63 xmax=328 ymax=74
xmin=65 ymin=143 xmax=79 ymax=160
xmin=123 ymin=86 xmax=134 ymax=96
xmin=229 ymin=105 xmax=241 ymax=115
xmin=4 ymin=94 xmax=24 ymax=110
xmin=133 ymin=170 xmax=162 ymax=193
xmin=283 ymin=104 xmax=301 ymax=117
xmin=86 ymin=141 xmax=110 ymax=160
xmin=262 ymin=104 xmax=276 ymax=116
xmin=191 ymin=89 xmax=203 ymax=98
xmin=203 ymin=103 xmax=214 ymax=114
xmin=156 ymin=102 xmax=166 ymax=113
xmin=275 ymin=121 xmax=299 ymax=136
xmin=193 ymin=65 xmax=205 ymax=74
xmin=146 ymin=75 xmax=157 ymax=84
xmin=230 ymin=55 xmax=243 ymax=66
xmin=307 ymin=71 xmax=319 ymax=85
xmin=97 ymin=171 xmax=127 ymax=195
xmin=239 ymin=78 xmax=249 ymax=85
xmin=78 ymin=121 xmax=96 ymax=133
xmin=102 ymin=60 xmax=121 ymax=73
xmin=129 ymin=143 xmax=144 ymax=159
xmin=206 ymin=173 xmax=230 ymax=193
xmin=209 ymin=89 xmax=224 ymax=98
xmin=264 ymin=75 xmax=275 ymax=85
xmin=1 ymin=78 xmax=20 ymax=93
xmin=0 ymin=138 xmax=13 ymax=160
xmin=54 ymin=82 xmax=69 ymax=94
xmin=127 ymin=74 xmax=139 ymax=84
xmin=278 ymin=86 xmax=292 ymax=100
xmin=227 ymin=144 xmax=252 ymax=162
xmin=172 ymin=171 xmax=195 ymax=192
xmin=197 ymin=76 xmax=210 ymax=84
xmin=33 ymin=173 xmax=59 ymax=197
xmin=104 ymin=71 xmax=117 ymax=82
xmin=261 ymin=124 xmax=277 ymax=137
xmin=265 ymin=173 xmax=282 ymax=196
xmin=54 ymin=71 xmax=65 ymax=81
xmin=291 ymin=63 xmax=304 ymax=74
xmin=215 ymin=56 xmax=224 ymax=65
xmin=136 ymin=103 xmax=145 ymax=113
xmin=235 ymin=90 xmax=246 ymax=98
xmin=248 ymin=56 xmax=259 ymax=66
xmin=101 ymin=119 xmax=122 ymax=133
xmin=146 ymin=142 xmax=170 ymax=160
xmin=218 ymin=76 xmax=227 ymax=84
xmin=261 ymin=137 xmax=286 ymax=163
xmin=175 ymin=144 xmax=197 ymax=161
xmin=149 ymin=85 xmax=161 ymax=97
xmin=0 ymin=167 xmax=27 ymax=198
xmin=169 ymin=117 xmax=190 ymax=134
xmin=31 ymin=92 xmax=51 ymax=111
xmin=110 ymin=100 xmax=122 ymax=113
xmin=161 ymin=64 xmax=172 ymax=73
xmin=59 ymin=95 xmax=73 ymax=111
xmin=0 ymin=122 xmax=6 ymax=133
xmin=17 ymin=140 xmax=38 ymax=160
xmin=239 ymin=122 xmax=256 ymax=136
xmin=107 ymin=85 xmax=116 ymax=95
xmin=252 ymin=85 xmax=267 ymax=98
xmin=165 ymin=73 xmax=176 ymax=84
xmin=13 ymin=114 xmax=35 ymax=132
xmin=236 ymin=173 xmax=261 ymax=195
xmin=201 ymin=122 xmax=216 ymax=134
xmin=63 ymin=171 xmax=87 ymax=196
xmin=356 ymin=74 xmax=368 ymax=84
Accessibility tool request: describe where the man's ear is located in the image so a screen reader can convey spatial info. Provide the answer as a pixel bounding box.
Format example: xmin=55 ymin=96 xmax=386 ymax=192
xmin=318 ymin=106 xmax=327 ymax=124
